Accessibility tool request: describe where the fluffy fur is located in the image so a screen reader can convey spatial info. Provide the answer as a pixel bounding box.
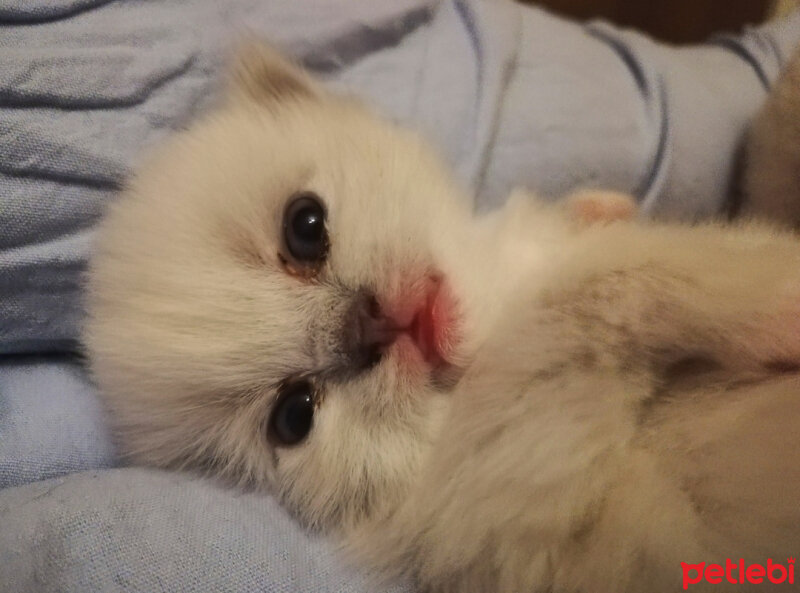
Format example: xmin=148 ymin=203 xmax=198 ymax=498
xmin=86 ymin=45 xmax=800 ymax=592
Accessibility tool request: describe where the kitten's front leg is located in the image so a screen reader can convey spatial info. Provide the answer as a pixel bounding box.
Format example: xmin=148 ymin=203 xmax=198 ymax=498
xmin=504 ymin=187 xmax=638 ymax=227
xmin=563 ymin=188 xmax=638 ymax=226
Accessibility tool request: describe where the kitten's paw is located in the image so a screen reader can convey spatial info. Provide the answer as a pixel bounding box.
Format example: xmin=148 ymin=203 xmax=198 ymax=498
xmin=564 ymin=190 xmax=638 ymax=226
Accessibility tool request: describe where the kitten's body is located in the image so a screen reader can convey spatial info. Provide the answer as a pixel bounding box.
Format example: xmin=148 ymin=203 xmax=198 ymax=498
xmin=350 ymin=217 xmax=800 ymax=593
xmin=86 ymin=46 xmax=800 ymax=592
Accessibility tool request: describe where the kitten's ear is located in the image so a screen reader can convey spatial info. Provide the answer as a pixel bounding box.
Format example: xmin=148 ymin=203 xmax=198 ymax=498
xmin=227 ymin=41 xmax=321 ymax=106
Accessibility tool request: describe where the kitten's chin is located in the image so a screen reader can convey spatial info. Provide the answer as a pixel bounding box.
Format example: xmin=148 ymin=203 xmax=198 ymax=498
xmin=431 ymin=361 xmax=467 ymax=392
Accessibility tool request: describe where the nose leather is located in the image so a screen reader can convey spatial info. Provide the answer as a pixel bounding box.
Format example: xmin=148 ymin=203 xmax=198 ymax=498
xmin=343 ymin=290 xmax=398 ymax=371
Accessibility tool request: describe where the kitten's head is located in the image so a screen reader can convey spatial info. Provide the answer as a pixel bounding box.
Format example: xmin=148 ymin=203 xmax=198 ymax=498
xmin=86 ymin=44 xmax=494 ymax=529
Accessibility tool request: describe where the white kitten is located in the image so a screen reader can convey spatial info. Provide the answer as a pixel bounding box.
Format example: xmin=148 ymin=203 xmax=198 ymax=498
xmin=86 ymin=45 xmax=800 ymax=593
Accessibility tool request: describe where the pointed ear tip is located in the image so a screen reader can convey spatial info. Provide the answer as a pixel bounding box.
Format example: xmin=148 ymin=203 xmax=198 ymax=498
xmin=227 ymin=38 xmax=319 ymax=104
xmin=230 ymin=38 xmax=286 ymax=69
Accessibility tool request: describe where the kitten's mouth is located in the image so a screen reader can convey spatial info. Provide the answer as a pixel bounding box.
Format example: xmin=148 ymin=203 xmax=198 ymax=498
xmin=407 ymin=278 xmax=457 ymax=367
xmin=343 ymin=274 xmax=462 ymax=381
xmin=381 ymin=275 xmax=461 ymax=376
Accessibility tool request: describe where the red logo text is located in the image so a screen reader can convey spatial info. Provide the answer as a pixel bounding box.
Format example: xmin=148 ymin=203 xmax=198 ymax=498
xmin=681 ymin=558 xmax=795 ymax=589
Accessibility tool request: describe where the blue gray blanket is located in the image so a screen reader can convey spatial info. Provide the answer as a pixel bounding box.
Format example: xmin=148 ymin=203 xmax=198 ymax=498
xmin=1 ymin=1 xmax=799 ymax=591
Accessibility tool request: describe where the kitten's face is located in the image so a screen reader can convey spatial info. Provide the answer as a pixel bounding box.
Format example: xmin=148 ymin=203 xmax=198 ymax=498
xmin=87 ymin=46 xmax=490 ymax=528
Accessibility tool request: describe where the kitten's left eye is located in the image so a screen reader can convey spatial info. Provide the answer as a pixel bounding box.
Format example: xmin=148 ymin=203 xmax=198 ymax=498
xmin=282 ymin=192 xmax=329 ymax=266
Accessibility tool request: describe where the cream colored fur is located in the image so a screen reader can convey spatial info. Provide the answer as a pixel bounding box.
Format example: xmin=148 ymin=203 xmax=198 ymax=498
xmin=86 ymin=44 xmax=800 ymax=592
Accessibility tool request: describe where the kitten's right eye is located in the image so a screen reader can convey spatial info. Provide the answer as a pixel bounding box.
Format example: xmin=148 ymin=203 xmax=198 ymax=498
xmin=269 ymin=380 xmax=315 ymax=446
xmin=282 ymin=192 xmax=329 ymax=267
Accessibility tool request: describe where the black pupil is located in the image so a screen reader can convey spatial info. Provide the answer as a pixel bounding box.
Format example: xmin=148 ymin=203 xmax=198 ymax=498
xmin=292 ymin=206 xmax=323 ymax=243
xmin=271 ymin=383 xmax=314 ymax=446
xmin=285 ymin=194 xmax=327 ymax=262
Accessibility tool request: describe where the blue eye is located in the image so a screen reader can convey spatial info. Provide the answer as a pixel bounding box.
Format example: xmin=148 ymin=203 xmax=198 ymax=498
xmin=270 ymin=381 xmax=315 ymax=446
xmin=283 ymin=192 xmax=328 ymax=264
